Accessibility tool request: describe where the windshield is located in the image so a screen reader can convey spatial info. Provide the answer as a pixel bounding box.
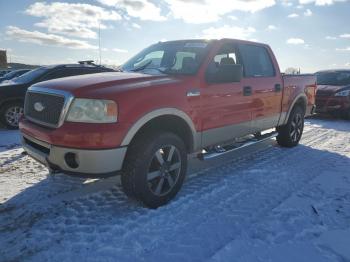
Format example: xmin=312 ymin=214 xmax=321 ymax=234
xmin=317 ymin=71 xmax=350 ymax=86
xmin=122 ymin=41 xmax=212 ymax=75
xmin=3 ymin=70 xmax=19 ymax=79
xmin=12 ymin=67 xmax=48 ymax=83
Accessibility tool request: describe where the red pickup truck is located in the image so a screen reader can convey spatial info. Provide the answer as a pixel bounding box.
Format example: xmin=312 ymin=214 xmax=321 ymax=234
xmin=20 ymin=39 xmax=316 ymax=208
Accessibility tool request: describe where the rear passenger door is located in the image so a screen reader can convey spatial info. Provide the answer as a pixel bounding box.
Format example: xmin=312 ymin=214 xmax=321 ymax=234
xmin=238 ymin=44 xmax=283 ymax=132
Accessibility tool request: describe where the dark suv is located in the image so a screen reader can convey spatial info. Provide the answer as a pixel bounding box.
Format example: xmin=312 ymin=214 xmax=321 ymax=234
xmin=0 ymin=61 xmax=115 ymax=128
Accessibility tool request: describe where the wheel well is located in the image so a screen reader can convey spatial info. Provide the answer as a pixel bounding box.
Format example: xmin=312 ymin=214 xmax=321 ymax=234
xmin=0 ymin=99 xmax=24 ymax=110
xmin=294 ymin=97 xmax=307 ymax=115
xmin=128 ymin=115 xmax=194 ymax=153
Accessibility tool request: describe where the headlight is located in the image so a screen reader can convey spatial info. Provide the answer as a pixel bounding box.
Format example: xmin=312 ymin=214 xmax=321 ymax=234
xmin=66 ymin=99 xmax=118 ymax=123
xmin=335 ymin=90 xmax=350 ymax=97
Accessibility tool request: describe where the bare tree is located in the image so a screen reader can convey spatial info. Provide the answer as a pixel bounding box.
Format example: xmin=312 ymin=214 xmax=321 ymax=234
xmin=285 ymin=67 xmax=301 ymax=75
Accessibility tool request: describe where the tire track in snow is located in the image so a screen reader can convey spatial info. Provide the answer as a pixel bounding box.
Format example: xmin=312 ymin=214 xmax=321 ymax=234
xmin=8 ymin=124 xmax=341 ymax=261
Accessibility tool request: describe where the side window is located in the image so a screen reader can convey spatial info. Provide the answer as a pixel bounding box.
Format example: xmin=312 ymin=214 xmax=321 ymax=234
xmin=67 ymin=68 xmax=96 ymax=76
xmin=40 ymin=69 xmax=68 ymax=81
xmin=213 ymin=53 xmax=237 ymax=65
xmin=172 ymin=52 xmax=196 ymax=70
xmin=41 ymin=68 xmax=84 ymax=81
xmin=206 ymin=43 xmax=242 ymax=84
xmin=238 ymin=44 xmax=275 ymax=77
xmin=207 ymin=43 xmax=239 ymax=74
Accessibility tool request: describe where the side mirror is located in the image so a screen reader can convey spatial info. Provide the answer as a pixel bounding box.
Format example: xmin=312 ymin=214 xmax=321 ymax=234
xmin=206 ymin=64 xmax=243 ymax=84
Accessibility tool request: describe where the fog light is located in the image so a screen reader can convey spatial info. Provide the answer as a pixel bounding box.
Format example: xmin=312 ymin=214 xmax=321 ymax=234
xmin=64 ymin=152 xmax=79 ymax=169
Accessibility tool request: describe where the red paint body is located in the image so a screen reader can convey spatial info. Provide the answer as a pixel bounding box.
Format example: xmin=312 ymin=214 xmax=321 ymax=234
xmin=20 ymin=39 xmax=316 ymax=150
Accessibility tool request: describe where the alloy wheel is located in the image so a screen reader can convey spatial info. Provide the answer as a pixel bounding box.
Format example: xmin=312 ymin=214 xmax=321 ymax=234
xmin=147 ymin=145 xmax=181 ymax=196
xmin=5 ymin=106 xmax=23 ymax=128
xmin=290 ymin=113 xmax=303 ymax=142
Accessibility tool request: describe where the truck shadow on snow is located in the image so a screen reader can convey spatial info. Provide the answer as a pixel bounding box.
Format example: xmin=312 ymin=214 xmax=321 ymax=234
xmin=0 ymin=141 xmax=350 ymax=261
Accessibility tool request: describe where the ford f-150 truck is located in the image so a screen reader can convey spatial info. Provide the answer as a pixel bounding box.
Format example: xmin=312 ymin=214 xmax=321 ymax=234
xmin=19 ymin=39 xmax=316 ymax=208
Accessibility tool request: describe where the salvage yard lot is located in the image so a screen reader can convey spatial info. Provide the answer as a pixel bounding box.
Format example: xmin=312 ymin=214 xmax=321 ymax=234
xmin=0 ymin=117 xmax=350 ymax=262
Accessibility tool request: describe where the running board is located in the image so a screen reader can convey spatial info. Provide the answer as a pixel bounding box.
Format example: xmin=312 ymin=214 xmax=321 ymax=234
xmin=198 ymin=131 xmax=278 ymax=161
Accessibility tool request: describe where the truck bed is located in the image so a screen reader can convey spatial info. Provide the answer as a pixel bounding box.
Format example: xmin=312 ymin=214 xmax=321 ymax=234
xmin=282 ymin=74 xmax=317 ymax=117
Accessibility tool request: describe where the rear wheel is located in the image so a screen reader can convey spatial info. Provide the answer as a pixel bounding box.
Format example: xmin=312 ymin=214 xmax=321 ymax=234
xmin=277 ymin=106 xmax=304 ymax=147
xmin=0 ymin=102 xmax=24 ymax=129
xmin=121 ymin=132 xmax=187 ymax=208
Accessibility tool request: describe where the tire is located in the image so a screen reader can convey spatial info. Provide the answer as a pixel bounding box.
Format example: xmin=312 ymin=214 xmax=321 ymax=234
xmin=0 ymin=101 xmax=24 ymax=129
xmin=276 ymin=106 xmax=304 ymax=148
xmin=121 ymin=131 xmax=188 ymax=208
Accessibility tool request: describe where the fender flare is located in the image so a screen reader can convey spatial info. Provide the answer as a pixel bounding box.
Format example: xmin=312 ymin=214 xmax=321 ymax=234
xmin=121 ymin=108 xmax=200 ymax=151
xmin=282 ymin=94 xmax=307 ymax=125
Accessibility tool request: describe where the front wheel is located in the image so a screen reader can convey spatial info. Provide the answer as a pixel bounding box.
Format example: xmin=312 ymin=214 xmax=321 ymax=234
xmin=121 ymin=132 xmax=188 ymax=208
xmin=276 ymin=106 xmax=304 ymax=147
xmin=0 ymin=102 xmax=24 ymax=129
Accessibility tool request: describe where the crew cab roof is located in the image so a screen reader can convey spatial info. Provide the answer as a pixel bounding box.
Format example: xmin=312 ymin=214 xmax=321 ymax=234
xmin=160 ymin=38 xmax=269 ymax=47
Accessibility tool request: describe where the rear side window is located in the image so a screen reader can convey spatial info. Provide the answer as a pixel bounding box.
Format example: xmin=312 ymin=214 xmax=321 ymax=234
xmin=238 ymin=44 xmax=275 ymax=77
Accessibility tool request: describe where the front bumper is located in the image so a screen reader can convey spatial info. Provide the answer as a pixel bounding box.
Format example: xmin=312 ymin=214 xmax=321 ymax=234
xmin=316 ymin=96 xmax=350 ymax=114
xmin=22 ymin=133 xmax=127 ymax=176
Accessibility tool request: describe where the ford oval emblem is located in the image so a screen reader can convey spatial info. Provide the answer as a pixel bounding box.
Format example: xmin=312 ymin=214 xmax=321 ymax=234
xmin=34 ymin=102 xmax=45 ymax=112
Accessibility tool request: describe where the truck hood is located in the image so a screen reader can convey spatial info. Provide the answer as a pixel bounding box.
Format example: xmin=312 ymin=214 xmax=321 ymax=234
xmin=317 ymin=84 xmax=350 ymax=94
xmin=33 ymin=72 xmax=180 ymax=96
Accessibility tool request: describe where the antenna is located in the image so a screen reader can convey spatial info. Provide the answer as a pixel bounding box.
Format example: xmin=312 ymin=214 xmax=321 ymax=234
xmin=98 ymin=19 xmax=101 ymax=65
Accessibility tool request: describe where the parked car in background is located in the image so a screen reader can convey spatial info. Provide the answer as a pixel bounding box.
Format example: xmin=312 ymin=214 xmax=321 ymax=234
xmin=0 ymin=69 xmax=31 ymax=83
xmin=20 ymin=39 xmax=316 ymax=208
xmin=0 ymin=70 xmax=11 ymax=77
xmin=0 ymin=61 xmax=115 ymax=128
xmin=316 ymin=70 xmax=350 ymax=119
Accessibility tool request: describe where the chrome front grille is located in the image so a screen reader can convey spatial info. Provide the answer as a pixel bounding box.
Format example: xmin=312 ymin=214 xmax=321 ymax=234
xmin=24 ymin=87 xmax=74 ymax=128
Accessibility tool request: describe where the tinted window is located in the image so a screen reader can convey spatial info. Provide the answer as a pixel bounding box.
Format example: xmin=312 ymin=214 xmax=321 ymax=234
xmin=238 ymin=44 xmax=275 ymax=77
xmin=41 ymin=68 xmax=110 ymax=81
xmin=13 ymin=67 xmax=48 ymax=83
xmin=2 ymin=71 xmax=18 ymax=79
xmin=41 ymin=69 xmax=70 ymax=81
xmin=317 ymin=71 xmax=350 ymax=86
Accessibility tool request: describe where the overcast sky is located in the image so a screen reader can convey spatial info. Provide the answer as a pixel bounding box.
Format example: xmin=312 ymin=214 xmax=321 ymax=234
xmin=0 ymin=0 xmax=349 ymax=73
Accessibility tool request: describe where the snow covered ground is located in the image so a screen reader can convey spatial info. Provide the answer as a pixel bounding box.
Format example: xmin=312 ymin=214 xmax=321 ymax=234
xmin=0 ymin=117 xmax=349 ymax=262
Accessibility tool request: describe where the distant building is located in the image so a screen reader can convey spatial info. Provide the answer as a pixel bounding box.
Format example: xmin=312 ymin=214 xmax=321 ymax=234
xmin=0 ymin=50 xmax=7 ymax=69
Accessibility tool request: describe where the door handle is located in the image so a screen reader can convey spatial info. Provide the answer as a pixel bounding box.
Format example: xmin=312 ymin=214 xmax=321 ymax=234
xmin=243 ymin=86 xmax=252 ymax=96
xmin=275 ymin=84 xmax=282 ymax=92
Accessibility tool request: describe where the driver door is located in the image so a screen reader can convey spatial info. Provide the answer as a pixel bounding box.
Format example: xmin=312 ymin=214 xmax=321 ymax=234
xmin=201 ymin=42 xmax=253 ymax=148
